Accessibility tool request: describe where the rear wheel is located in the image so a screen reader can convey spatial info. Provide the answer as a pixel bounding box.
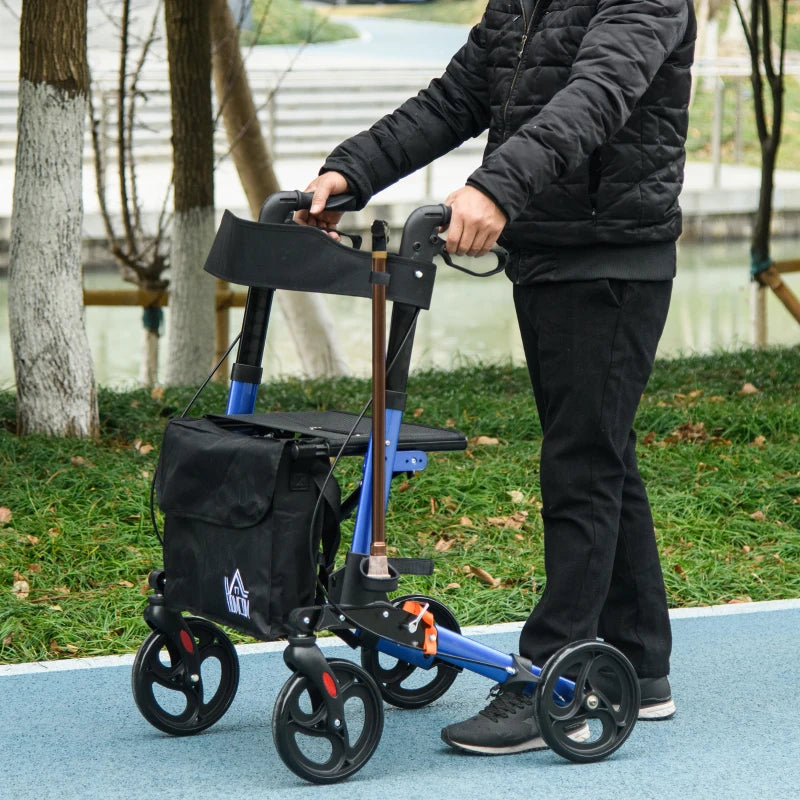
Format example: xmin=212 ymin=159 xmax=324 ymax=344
xmin=534 ymin=640 xmax=639 ymax=763
xmin=360 ymin=594 xmax=461 ymax=709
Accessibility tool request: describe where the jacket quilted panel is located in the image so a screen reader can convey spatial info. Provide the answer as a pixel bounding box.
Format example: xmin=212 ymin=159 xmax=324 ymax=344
xmin=323 ymin=0 xmax=696 ymax=281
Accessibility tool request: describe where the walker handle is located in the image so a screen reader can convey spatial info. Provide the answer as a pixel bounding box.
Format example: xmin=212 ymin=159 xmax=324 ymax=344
xmin=258 ymin=190 xmax=358 ymax=224
xmin=400 ymin=203 xmax=507 ymax=275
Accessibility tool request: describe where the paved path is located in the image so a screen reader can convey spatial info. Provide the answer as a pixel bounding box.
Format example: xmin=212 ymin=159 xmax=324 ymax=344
xmin=2 ymin=600 xmax=799 ymax=800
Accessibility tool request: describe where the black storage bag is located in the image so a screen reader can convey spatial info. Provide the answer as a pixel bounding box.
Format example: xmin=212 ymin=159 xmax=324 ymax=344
xmin=154 ymin=416 xmax=340 ymax=640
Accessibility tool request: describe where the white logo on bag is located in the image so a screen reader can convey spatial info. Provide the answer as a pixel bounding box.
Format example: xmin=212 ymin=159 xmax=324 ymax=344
xmin=224 ymin=569 xmax=250 ymax=619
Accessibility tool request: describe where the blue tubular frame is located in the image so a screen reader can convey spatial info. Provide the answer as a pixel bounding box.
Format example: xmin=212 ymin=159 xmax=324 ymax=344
xmin=351 ymin=408 xmax=403 ymax=554
xmin=370 ymin=626 xmax=576 ymax=701
xmin=226 ymin=380 xmax=259 ymax=415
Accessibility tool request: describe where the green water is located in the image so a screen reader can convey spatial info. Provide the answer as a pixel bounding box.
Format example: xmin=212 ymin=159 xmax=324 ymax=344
xmin=1 ymin=239 xmax=799 ymax=389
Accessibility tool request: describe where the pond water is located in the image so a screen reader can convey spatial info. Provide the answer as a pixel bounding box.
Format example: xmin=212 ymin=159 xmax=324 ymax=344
xmin=1 ymin=238 xmax=799 ymax=390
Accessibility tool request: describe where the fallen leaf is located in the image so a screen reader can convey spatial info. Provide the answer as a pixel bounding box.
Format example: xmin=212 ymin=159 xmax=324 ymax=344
xmin=12 ymin=580 xmax=30 ymax=600
xmin=121 ymin=514 xmax=141 ymax=522
xmin=471 ymin=435 xmax=500 ymax=446
xmin=150 ymin=386 xmax=165 ymax=402
xmin=641 ymin=432 xmax=656 ymax=446
xmin=468 ymin=565 xmax=501 ymax=588
xmin=445 ymin=418 xmax=456 ymax=428
xmin=742 ymin=545 xmax=751 ymax=553
xmin=26 ymin=535 xmax=39 ymax=545
xmin=672 ymin=421 xmax=708 ymax=442
xmin=749 ymin=435 xmax=766 ymax=448
xmin=507 ymin=490 xmax=524 ymax=504
xmin=28 ymin=563 xmax=42 ymax=573
xmin=727 ymin=596 xmax=752 ymax=604
xmin=116 ymin=580 xmax=135 ymax=588
xmin=133 ymin=439 xmax=154 ymax=455
xmin=413 ymin=407 xmax=424 ymax=418
xmin=397 ymin=480 xmax=411 ymax=493
xmin=459 ymin=516 xmax=474 ymax=527
xmin=70 ymin=456 xmax=93 ymax=467
xmin=434 ymin=538 xmax=453 ymax=552
xmin=444 ymin=583 xmax=461 ymax=590
xmin=749 ymin=510 xmax=766 ymax=521
xmin=673 ymin=563 xmax=685 ymax=575
xmin=0 ymin=507 xmax=12 ymax=525
xmin=48 ymin=528 xmax=61 ymax=537
xmin=48 ymin=605 xmax=63 ymax=612
xmin=129 ymin=399 xmax=140 ymax=408
xmin=487 ymin=511 xmax=528 ymax=530
xmin=739 ymin=382 xmax=760 ymax=395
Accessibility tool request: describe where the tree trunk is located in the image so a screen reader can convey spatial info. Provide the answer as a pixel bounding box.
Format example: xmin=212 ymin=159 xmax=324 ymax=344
xmin=209 ymin=0 xmax=347 ymax=378
xmin=164 ymin=0 xmax=217 ymax=386
xmin=9 ymin=0 xmax=99 ymax=437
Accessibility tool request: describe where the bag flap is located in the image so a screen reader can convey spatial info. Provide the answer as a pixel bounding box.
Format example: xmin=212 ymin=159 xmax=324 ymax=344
xmin=155 ymin=417 xmax=287 ymax=528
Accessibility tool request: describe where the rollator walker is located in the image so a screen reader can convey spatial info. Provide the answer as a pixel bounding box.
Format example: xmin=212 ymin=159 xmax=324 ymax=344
xmin=132 ymin=190 xmax=641 ymax=784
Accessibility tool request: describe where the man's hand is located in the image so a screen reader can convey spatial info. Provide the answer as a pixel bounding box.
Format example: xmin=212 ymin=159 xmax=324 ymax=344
xmin=295 ymin=171 xmax=350 ymax=235
xmin=444 ymin=186 xmax=506 ymax=257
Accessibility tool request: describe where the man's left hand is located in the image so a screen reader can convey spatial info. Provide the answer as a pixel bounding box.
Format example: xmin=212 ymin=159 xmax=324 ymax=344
xmin=444 ymin=186 xmax=507 ymax=257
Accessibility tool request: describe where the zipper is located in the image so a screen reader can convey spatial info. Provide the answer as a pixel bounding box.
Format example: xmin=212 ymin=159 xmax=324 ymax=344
xmin=502 ymin=0 xmax=545 ymax=132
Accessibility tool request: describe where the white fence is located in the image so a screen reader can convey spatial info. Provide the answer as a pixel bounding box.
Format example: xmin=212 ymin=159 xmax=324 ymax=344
xmin=0 ymin=67 xmax=486 ymax=169
xmin=1 ymin=57 xmax=799 ymax=178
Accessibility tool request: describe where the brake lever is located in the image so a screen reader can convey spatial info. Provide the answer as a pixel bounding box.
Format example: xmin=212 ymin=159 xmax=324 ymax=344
xmin=436 ymin=238 xmax=509 ymax=277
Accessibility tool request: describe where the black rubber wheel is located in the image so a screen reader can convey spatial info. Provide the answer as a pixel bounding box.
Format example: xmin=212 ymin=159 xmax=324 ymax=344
xmin=272 ymin=658 xmax=384 ymax=784
xmin=131 ymin=616 xmax=239 ymax=736
xmin=360 ymin=594 xmax=461 ymax=709
xmin=534 ymin=640 xmax=640 ymax=763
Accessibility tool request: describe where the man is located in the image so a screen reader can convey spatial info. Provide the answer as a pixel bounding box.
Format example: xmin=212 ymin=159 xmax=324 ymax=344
xmin=299 ymin=0 xmax=696 ymax=755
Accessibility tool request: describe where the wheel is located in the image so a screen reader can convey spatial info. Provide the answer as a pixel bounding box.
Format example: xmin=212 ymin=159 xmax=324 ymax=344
xmin=131 ymin=616 xmax=239 ymax=736
xmin=533 ymin=640 xmax=640 ymax=763
xmin=360 ymin=594 xmax=461 ymax=709
xmin=272 ymin=658 xmax=384 ymax=784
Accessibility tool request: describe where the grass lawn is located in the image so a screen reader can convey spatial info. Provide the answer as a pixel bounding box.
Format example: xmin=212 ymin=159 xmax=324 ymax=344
xmin=1 ymin=348 xmax=799 ymax=663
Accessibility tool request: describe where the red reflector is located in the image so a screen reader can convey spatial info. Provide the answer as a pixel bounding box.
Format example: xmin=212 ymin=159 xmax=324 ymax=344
xmin=179 ymin=629 xmax=194 ymax=653
xmin=322 ymin=672 xmax=338 ymax=698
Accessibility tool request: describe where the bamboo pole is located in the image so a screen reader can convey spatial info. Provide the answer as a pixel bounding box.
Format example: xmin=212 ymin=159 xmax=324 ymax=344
xmin=83 ymin=289 xmax=246 ymax=307
xmin=773 ymin=259 xmax=800 ymax=274
xmin=758 ymin=265 xmax=800 ymax=326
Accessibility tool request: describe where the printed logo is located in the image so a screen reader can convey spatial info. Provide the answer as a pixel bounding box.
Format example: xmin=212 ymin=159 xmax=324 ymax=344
xmin=224 ymin=568 xmax=250 ymax=619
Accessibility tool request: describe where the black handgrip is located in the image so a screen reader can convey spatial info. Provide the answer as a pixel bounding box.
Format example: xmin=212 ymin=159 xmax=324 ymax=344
xmin=398 ymin=204 xmax=450 ymax=262
xmin=258 ymin=190 xmax=358 ymax=224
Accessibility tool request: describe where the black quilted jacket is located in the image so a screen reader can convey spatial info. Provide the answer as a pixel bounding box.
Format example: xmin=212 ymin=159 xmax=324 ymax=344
xmin=323 ymin=0 xmax=696 ymax=283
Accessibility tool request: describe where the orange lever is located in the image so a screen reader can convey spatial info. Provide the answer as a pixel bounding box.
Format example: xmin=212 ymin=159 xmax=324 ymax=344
xmin=401 ymin=600 xmax=438 ymax=656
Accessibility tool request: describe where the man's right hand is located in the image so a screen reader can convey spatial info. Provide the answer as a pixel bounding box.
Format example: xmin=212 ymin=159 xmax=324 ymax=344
xmin=294 ymin=171 xmax=350 ymax=234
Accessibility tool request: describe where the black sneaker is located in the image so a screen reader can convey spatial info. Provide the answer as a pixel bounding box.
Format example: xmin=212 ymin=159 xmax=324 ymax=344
xmin=594 ymin=669 xmax=676 ymax=720
xmin=440 ymin=685 xmax=590 ymax=755
xmin=638 ymin=676 xmax=676 ymax=720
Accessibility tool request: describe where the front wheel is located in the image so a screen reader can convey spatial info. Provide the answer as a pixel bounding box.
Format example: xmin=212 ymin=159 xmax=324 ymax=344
xmin=272 ymin=658 xmax=384 ymax=784
xmin=131 ymin=616 xmax=239 ymax=736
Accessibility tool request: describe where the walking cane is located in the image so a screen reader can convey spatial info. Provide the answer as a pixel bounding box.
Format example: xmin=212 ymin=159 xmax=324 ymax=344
xmin=368 ymin=220 xmax=390 ymax=578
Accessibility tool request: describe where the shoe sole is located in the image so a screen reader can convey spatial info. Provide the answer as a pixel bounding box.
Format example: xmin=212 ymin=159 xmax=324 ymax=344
xmin=613 ymin=698 xmax=677 ymax=720
xmin=638 ymin=699 xmax=676 ymax=720
xmin=441 ymin=721 xmax=591 ymax=756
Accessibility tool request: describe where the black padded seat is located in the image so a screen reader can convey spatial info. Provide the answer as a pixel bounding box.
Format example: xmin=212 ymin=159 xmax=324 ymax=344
xmin=221 ymin=411 xmax=467 ymax=457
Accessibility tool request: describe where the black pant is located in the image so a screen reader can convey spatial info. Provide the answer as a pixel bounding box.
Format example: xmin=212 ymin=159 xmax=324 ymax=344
xmin=514 ymin=278 xmax=672 ymax=678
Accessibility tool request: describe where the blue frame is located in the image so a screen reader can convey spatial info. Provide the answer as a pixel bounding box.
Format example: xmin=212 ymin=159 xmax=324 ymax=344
xmin=223 ymin=375 xmax=559 ymax=695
